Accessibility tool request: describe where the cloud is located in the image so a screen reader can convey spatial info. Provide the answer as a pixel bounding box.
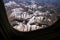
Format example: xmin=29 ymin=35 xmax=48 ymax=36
xmin=5 ymin=1 xmax=20 ymax=7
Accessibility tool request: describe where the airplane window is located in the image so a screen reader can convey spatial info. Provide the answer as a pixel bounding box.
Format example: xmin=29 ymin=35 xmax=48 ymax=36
xmin=3 ymin=0 xmax=60 ymax=32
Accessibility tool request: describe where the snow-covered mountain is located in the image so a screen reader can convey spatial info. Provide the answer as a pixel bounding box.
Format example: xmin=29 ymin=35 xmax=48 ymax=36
xmin=3 ymin=0 xmax=60 ymax=32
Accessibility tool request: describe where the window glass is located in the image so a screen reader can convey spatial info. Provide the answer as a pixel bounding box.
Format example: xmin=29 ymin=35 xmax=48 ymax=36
xmin=3 ymin=0 xmax=60 ymax=32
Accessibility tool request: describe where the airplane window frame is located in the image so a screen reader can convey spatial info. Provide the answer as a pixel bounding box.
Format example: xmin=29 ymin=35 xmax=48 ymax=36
xmin=0 ymin=0 xmax=60 ymax=40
